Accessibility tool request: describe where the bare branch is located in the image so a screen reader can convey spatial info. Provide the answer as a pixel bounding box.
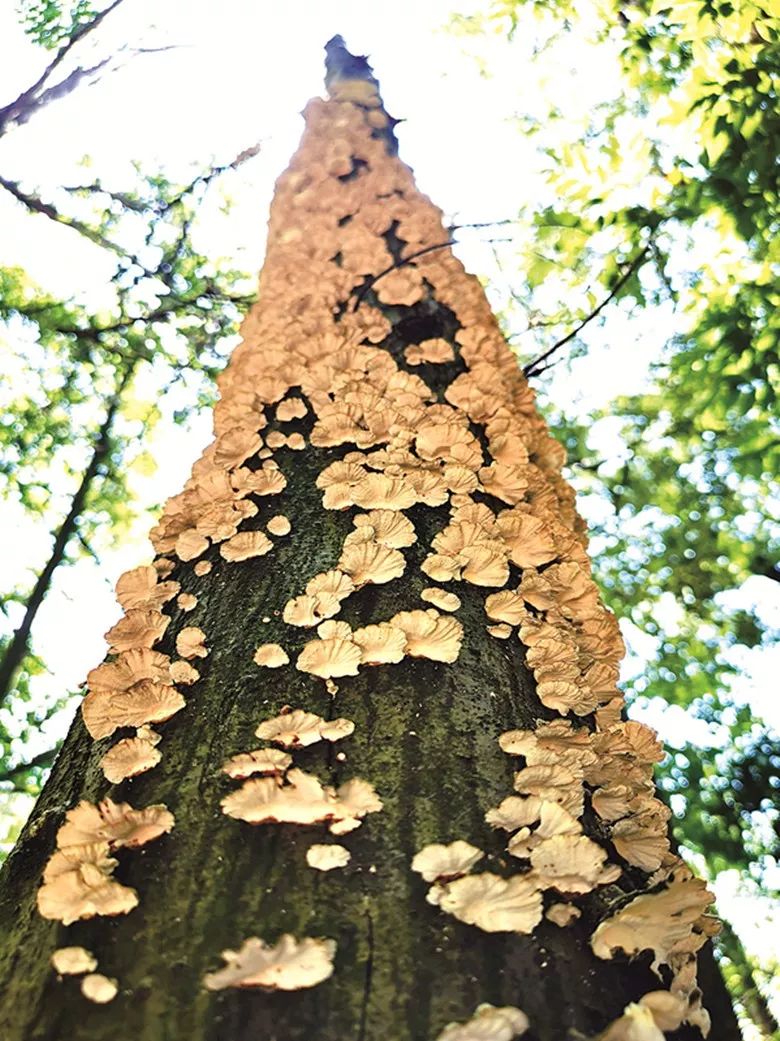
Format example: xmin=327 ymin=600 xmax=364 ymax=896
xmin=0 ymin=0 xmax=127 ymax=135
xmin=351 ymin=236 xmax=512 ymax=312
xmin=448 ymin=218 xmax=518 ymax=232
xmin=12 ymin=55 xmax=114 ymax=123
xmin=75 ymin=530 xmax=101 ymax=565
xmin=523 ymin=243 xmax=651 ymax=378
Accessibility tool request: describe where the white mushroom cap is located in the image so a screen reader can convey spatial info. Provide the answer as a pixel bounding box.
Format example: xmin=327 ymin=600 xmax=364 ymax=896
xmin=51 ymin=947 xmax=98 ymax=975
xmin=435 ymin=872 xmax=543 ymax=934
xmin=306 ymin=844 xmax=351 ymax=871
xmin=81 ymin=973 xmax=118 ymax=1004
xmin=411 ymin=841 xmax=483 ymax=883
xmin=435 ymin=1003 xmax=529 ymax=1041
xmin=203 ymin=934 xmax=336 ymax=991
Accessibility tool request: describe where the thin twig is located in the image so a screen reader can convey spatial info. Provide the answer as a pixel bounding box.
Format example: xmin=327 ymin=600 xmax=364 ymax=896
xmin=448 ymin=218 xmax=518 ymax=232
xmin=523 ymin=243 xmax=651 ymax=378
xmin=350 ymin=240 xmax=454 ymax=311
xmin=351 ymin=236 xmax=512 ymax=312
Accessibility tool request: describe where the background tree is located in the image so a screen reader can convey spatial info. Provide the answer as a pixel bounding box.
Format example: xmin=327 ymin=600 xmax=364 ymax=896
xmin=0 ymin=0 xmax=258 ymax=798
xmin=0 ymin=39 xmax=741 ymax=1041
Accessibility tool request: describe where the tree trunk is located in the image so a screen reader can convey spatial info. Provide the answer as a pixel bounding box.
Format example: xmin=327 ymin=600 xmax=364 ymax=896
xmin=0 ymin=39 xmax=741 ymax=1041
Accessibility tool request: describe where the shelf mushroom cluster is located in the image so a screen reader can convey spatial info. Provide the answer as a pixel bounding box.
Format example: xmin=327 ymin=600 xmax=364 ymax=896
xmin=220 ymin=704 xmax=381 ymax=837
xmin=37 ymin=798 xmax=173 ymax=926
xmin=51 ymin=946 xmax=118 ymax=1005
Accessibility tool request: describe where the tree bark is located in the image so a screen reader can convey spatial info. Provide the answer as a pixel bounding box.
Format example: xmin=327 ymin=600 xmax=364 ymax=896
xmin=0 ymin=41 xmax=742 ymax=1041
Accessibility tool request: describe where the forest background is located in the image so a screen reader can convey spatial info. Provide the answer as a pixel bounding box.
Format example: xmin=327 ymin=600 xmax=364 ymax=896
xmin=0 ymin=0 xmax=777 ymax=1035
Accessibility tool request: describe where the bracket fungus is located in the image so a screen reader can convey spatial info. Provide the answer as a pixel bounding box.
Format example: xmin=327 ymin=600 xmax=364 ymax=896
xmin=352 ymin=622 xmax=407 ymax=665
xmin=175 ymin=626 xmax=209 ymax=660
xmin=51 ymin=947 xmax=98 ymax=975
xmin=87 ymin=648 xmax=171 ymax=693
xmin=175 ymin=529 xmax=210 ymax=562
xmin=267 ymin=514 xmax=292 ymax=536
xmin=353 ymin=509 xmax=416 ymax=547
xmin=37 ymin=843 xmax=138 ymax=925
xmin=81 ymin=973 xmax=119 ymax=1004
xmin=435 ymin=1003 xmax=529 ymax=1041
xmin=296 ymin=636 xmax=362 ymax=678
xmin=56 ymin=798 xmax=174 ymax=850
xmin=100 ymin=727 xmax=162 ymax=783
xmin=203 ymin=934 xmax=336 ymax=992
xmin=115 ymin=565 xmax=179 ymax=611
xmin=338 ymin=539 xmax=406 ymax=586
xmin=594 ymin=993 xmax=690 ymax=1041
xmin=529 ymin=833 xmax=618 ymax=894
xmin=306 ymin=844 xmax=351 ymax=871
xmin=222 ymin=747 xmax=293 ymax=778
xmin=169 ymin=660 xmax=199 ymax=685
xmin=221 ymin=767 xmax=382 ymax=834
xmin=485 ymin=795 xmax=543 ymax=833
xmin=255 ymin=707 xmax=355 ymax=748
xmin=253 ymin=643 xmax=290 ymax=668
xmin=411 ymin=841 xmax=484 ymax=884
xmin=82 ymin=682 xmax=185 ymax=741
xmin=389 ymin=609 xmax=463 ymax=663
xmin=276 ymin=397 xmax=308 ymax=421
xmin=430 ymin=872 xmax=543 ymax=935
xmin=420 ymin=587 xmax=461 ymax=612
xmin=545 ymin=902 xmax=581 ymax=927
xmin=37 ymin=801 xmax=172 ymax=924
xmin=590 ymin=870 xmax=715 ymax=975
xmin=284 ymin=568 xmax=355 ymax=627
xmin=219 ymin=530 xmax=273 ymax=562
xmin=404 ymin=338 xmax=455 ymax=366
xmin=104 ymin=610 xmax=170 ymax=652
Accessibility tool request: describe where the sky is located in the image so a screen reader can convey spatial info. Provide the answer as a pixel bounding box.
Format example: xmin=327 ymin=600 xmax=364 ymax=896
xmin=1 ymin=1 xmax=778 ymax=1020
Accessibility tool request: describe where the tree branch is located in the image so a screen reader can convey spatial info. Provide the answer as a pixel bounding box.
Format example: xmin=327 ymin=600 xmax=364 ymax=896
xmin=0 ymin=174 xmax=127 ymax=255
xmin=716 ymin=918 xmax=779 ymax=1037
xmin=15 ymin=54 xmax=114 ymax=122
xmin=0 ymin=0 xmax=127 ymax=135
xmin=523 ymin=243 xmax=651 ymax=378
xmin=350 ymin=236 xmax=512 ymax=312
xmin=350 ymin=240 xmax=455 ymax=311
xmin=0 ymin=364 xmax=135 ymax=708
xmin=0 ymin=746 xmax=59 ymax=785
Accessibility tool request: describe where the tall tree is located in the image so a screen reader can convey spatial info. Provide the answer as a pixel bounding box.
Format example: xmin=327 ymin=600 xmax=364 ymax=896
xmin=0 ymin=39 xmax=740 ymax=1041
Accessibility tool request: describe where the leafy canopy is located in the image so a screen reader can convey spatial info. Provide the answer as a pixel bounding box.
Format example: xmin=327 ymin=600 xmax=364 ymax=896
xmin=451 ymin=0 xmax=779 ymax=894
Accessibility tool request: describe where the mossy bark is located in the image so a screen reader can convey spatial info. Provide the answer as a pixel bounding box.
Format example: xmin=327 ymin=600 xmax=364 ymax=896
xmin=0 ymin=396 xmax=741 ymax=1041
